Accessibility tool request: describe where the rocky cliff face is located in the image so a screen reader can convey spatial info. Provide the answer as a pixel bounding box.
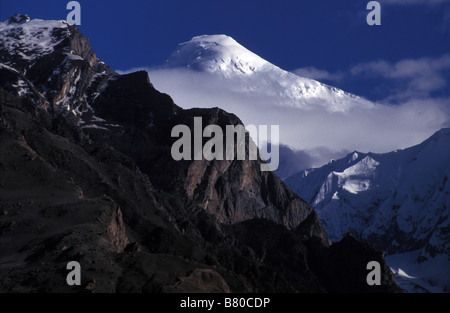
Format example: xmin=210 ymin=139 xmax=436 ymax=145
xmin=0 ymin=15 xmax=401 ymax=293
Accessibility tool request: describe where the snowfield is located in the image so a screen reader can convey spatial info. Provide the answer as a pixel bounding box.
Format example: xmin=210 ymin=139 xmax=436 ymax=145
xmin=285 ymin=129 xmax=450 ymax=293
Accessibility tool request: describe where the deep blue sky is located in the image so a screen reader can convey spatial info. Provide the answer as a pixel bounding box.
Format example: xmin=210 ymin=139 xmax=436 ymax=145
xmin=2 ymin=0 xmax=449 ymax=101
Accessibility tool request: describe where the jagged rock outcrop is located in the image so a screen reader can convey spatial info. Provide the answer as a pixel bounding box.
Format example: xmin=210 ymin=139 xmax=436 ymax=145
xmin=0 ymin=15 xmax=401 ymax=293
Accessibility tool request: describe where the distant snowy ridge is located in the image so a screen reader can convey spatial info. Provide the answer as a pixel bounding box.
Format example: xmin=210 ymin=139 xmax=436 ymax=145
xmin=285 ymin=128 xmax=450 ymax=251
xmin=285 ymin=128 xmax=450 ymax=292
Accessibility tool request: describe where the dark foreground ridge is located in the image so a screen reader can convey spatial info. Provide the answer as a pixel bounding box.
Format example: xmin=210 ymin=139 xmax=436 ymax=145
xmin=0 ymin=15 xmax=401 ymax=293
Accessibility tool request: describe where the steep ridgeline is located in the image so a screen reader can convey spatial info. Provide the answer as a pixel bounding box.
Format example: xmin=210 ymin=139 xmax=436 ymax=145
xmin=285 ymin=132 xmax=450 ymax=292
xmin=0 ymin=15 xmax=400 ymax=293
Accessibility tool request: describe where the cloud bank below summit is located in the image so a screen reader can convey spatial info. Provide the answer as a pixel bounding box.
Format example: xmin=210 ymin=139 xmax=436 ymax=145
xmin=118 ymin=33 xmax=450 ymax=171
xmin=118 ymin=67 xmax=448 ymax=168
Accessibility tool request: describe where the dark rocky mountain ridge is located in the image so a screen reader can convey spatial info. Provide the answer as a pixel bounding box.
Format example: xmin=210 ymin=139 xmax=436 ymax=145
xmin=0 ymin=15 xmax=401 ymax=292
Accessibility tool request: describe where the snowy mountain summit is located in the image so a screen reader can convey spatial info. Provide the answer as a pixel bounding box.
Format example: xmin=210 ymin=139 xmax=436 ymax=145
xmin=162 ymin=34 xmax=373 ymax=113
xmin=1 ymin=14 xmax=73 ymax=68
xmin=165 ymin=34 xmax=271 ymax=75
xmin=0 ymin=14 xmax=116 ymax=126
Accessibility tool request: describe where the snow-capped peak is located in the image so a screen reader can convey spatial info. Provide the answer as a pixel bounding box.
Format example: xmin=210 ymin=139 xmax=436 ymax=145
xmin=165 ymin=34 xmax=271 ymax=75
xmin=160 ymin=34 xmax=373 ymax=112
xmin=0 ymin=15 xmax=73 ymax=69
xmin=1 ymin=14 xmax=115 ymax=125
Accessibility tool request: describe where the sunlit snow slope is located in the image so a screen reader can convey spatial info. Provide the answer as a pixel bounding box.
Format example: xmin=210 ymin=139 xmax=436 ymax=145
xmin=164 ymin=34 xmax=373 ymax=112
xmin=285 ymin=129 xmax=450 ymax=292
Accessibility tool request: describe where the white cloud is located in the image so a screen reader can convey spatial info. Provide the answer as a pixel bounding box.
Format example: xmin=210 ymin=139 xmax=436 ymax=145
xmin=140 ymin=68 xmax=449 ymax=165
xmin=350 ymin=55 xmax=450 ymax=99
xmin=291 ymin=67 xmax=343 ymax=82
xmin=350 ymin=55 xmax=450 ymax=80
xmin=116 ymin=53 xmax=450 ymax=172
